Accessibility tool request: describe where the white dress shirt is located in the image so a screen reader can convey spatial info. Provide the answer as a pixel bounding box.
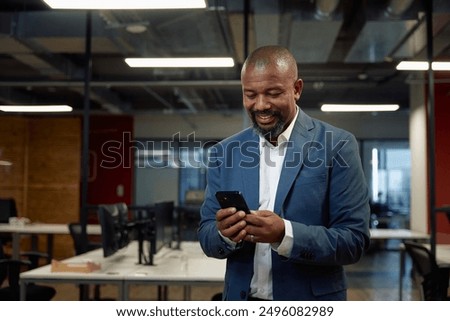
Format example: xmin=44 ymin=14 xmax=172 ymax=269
xmin=249 ymin=107 xmax=298 ymax=300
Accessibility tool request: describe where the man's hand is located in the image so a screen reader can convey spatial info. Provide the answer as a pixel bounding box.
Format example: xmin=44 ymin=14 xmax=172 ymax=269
xmin=216 ymin=207 xmax=248 ymax=243
xmin=243 ymin=210 xmax=285 ymax=243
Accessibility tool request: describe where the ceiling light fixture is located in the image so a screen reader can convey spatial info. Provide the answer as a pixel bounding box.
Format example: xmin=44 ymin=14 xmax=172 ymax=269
xmin=125 ymin=24 xmax=148 ymax=34
xmin=431 ymin=62 xmax=450 ymax=71
xmin=321 ymin=104 xmax=400 ymax=112
xmin=0 ymin=105 xmax=73 ymax=113
xmin=42 ymin=0 xmax=207 ymax=10
xmin=396 ymin=61 xmax=450 ymax=71
xmin=125 ymin=57 xmax=235 ymax=68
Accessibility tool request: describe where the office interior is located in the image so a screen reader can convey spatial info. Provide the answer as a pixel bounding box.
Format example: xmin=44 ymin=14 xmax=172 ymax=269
xmin=0 ymin=0 xmax=450 ymax=301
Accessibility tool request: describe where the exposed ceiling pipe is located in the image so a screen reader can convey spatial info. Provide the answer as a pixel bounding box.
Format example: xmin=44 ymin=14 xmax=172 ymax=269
xmin=315 ymin=0 xmax=340 ymax=20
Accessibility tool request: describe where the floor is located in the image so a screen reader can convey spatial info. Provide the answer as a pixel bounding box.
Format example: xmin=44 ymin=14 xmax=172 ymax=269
xmin=46 ymin=240 xmax=422 ymax=301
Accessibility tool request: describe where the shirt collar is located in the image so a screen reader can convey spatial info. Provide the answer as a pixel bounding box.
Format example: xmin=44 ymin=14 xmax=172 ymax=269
xmin=260 ymin=106 xmax=299 ymax=147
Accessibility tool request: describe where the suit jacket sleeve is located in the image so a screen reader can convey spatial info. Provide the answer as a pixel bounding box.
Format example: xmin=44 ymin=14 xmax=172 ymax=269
xmin=282 ymin=129 xmax=371 ymax=266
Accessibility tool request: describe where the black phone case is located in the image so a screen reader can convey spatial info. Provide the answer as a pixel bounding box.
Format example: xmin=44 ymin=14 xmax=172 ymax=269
xmin=215 ymin=191 xmax=251 ymax=214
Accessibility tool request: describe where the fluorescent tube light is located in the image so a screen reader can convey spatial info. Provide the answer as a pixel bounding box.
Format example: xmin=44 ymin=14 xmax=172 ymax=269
xmin=0 ymin=105 xmax=73 ymax=113
xmin=396 ymin=61 xmax=450 ymax=71
xmin=396 ymin=61 xmax=428 ymax=70
xmin=125 ymin=57 xmax=235 ymax=68
xmin=42 ymin=0 xmax=207 ymax=10
xmin=321 ymin=104 xmax=399 ymax=112
xmin=432 ymin=62 xmax=450 ymax=71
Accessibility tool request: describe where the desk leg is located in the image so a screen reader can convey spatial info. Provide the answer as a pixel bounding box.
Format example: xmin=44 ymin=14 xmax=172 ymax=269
xmin=399 ymin=248 xmax=405 ymax=301
xmin=158 ymin=285 xmax=168 ymax=300
xmin=47 ymin=234 xmax=54 ymax=263
xmin=183 ymin=286 xmax=191 ymax=301
xmin=174 ymin=209 xmax=181 ymax=250
xmin=120 ymin=282 xmax=126 ymax=301
xmin=20 ymin=281 xmax=27 ymax=301
xmin=12 ymin=233 xmax=20 ymax=259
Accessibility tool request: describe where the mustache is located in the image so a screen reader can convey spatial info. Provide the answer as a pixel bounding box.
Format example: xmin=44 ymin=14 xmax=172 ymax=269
xmin=250 ymin=109 xmax=281 ymax=117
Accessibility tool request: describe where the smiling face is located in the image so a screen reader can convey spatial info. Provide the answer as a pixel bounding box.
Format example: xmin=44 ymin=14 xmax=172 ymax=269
xmin=241 ymin=46 xmax=303 ymax=143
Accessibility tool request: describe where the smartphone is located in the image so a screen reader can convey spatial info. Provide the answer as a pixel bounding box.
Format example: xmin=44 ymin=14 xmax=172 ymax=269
xmin=215 ymin=191 xmax=251 ymax=214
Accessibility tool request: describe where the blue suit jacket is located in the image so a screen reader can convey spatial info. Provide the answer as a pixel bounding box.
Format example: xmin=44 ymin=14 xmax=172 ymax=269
xmin=198 ymin=109 xmax=370 ymax=300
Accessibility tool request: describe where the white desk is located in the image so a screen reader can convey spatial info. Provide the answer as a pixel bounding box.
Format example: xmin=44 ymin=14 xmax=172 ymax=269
xmin=435 ymin=244 xmax=450 ymax=267
xmin=369 ymin=228 xmax=430 ymax=300
xmin=422 ymin=244 xmax=450 ymax=268
xmin=19 ymin=241 xmax=225 ymax=301
xmin=0 ymin=223 xmax=101 ymax=261
xmin=19 ymin=244 xmax=136 ymax=301
xmin=124 ymin=242 xmax=225 ymax=300
xmin=370 ymin=228 xmax=430 ymax=241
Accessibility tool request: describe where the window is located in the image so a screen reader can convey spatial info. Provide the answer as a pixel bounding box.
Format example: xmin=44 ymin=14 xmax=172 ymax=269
xmin=134 ymin=137 xmax=216 ymax=205
xmin=361 ymin=140 xmax=411 ymax=228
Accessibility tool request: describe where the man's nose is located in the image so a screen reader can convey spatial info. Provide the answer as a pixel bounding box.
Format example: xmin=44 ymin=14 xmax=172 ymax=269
xmin=255 ymin=95 xmax=270 ymax=111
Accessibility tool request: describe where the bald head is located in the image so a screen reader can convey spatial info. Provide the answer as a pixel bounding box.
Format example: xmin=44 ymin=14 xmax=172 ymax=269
xmin=241 ymin=46 xmax=298 ymax=81
xmin=240 ymin=46 xmax=303 ymax=144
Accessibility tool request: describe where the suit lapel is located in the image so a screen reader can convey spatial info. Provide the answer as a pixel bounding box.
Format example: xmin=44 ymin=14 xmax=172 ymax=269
xmin=240 ymin=130 xmax=260 ymax=210
xmin=274 ymin=110 xmax=316 ymax=215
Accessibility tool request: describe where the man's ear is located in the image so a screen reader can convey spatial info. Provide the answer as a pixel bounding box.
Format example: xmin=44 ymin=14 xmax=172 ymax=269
xmin=294 ymin=78 xmax=303 ymax=101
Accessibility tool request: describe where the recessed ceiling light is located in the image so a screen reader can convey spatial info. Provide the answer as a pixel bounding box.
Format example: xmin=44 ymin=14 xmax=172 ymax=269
xmin=321 ymin=104 xmax=400 ymax=112
xmin=0 ymin=105 xmax=73 ymax=112
xmin=125 ymin=24 xmax=148 ymax=34
xmin=42 ymin=0 xmax=207 ymax=10
xmin=125 ymin=57 xmax=235 ymax=68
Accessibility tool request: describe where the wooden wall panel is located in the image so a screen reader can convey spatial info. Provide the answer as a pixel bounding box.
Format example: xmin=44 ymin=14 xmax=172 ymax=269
xmin=26 ymin=117 xmax=81 ymax=257
xmin=0 ymin=116 xmax=81 ymax=258
xmin=27 ymin=118 xmax=81 ymax=187
xmin=0 ymin=116 xmax=27 ymax=214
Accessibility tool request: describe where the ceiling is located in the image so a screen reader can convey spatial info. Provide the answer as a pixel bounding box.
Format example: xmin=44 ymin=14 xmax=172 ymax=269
xmin=0 ymin=0 xmax=449 ymax=116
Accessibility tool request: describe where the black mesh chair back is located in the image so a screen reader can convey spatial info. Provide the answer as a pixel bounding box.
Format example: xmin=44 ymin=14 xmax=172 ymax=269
xmin=0 ymin=239 xmax=56 ymax=300
xmin=0 ymin=198 xmax=18 ymax=246
xmin=68 ymin=222 xmax=102 ymax=255
xmin=116 ymin=202 xmax=129 ymax=224
xmin=67 ymin=222 xmax=113 ymax=300
xmin=403 ymin=241 xmax=450 ymax=300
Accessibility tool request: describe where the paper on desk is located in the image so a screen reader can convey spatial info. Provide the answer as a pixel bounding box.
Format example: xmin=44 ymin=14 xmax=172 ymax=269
xmin=51 ymin=259 xmax=101 ymax=273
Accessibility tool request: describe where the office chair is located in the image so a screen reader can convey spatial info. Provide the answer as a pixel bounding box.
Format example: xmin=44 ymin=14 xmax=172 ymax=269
xmin=115 ymin=202 xmax=129 ymax=224
xmin=403 ymin=241 xmax=450 ymax=300
xmin=0 ymin=239 xmax=56 ymax=300
xmin=68 ymin=222 xmax=109 ymax=300
xmin=68 ymin=222 xmax=102 ymax=255
xmin=0 ymin=198 xmax=18 ymax=250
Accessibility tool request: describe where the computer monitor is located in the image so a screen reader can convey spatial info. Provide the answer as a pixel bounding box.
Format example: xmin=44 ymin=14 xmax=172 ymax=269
xmin=0 ymin=198 xmax=17 ymax=223
xmin=97 ymin=204 xmax=130 ymax=257
xmin=0 ymin=198 xmax=18 ymax=245
xmin=153 ymin=201 xmax=174 ymax=253
xmin=130 ymin=202 xmax=173 ymax=265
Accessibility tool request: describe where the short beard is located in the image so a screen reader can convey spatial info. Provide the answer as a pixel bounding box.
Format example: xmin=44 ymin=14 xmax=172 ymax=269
xmin=250 ymin=110 xmax=285 ymax=142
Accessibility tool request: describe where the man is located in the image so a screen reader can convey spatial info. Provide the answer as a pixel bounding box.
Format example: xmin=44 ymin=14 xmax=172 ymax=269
xmin=198 ymin=45 xmax=370 ymax=301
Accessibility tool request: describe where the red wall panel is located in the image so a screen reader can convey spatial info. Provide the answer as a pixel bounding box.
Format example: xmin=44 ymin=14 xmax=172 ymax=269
xmin=87 ymin=115 xmax=134 ymax=206
xmin=433 ymin=76 xmax=450 ymax=240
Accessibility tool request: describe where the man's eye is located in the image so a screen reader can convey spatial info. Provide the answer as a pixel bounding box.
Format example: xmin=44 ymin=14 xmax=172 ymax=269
xmin=268 ymin=92 xmax=281 ymax=97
